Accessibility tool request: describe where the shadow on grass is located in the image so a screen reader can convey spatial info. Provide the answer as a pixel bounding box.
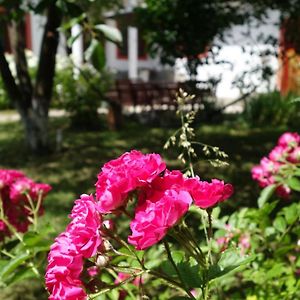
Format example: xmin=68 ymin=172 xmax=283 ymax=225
xmin=0 ymin=113 xmax=299 ymax=299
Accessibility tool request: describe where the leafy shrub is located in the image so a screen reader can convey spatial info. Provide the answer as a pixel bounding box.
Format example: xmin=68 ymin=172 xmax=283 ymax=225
xmin=213 ymin=131 xmax=300 ymax=299
xmin=0 ymin=169 xmax=52 ymax=290
xmin=53 ymin=62 xmax=112 ymax=130
xmin=243 ymin=91 xmax=300 ymax=127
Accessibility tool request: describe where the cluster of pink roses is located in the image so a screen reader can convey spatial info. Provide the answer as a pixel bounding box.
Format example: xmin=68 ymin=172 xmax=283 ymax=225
xmin=46 ymin=195 xmax=102 ymax=300
xmin=46 ymin=150 xmax=233 ymax=300
xmin=251 ymin=132 xmax=300 ymax=199
xmin=0 ymin=169 xmax=51 ymax=239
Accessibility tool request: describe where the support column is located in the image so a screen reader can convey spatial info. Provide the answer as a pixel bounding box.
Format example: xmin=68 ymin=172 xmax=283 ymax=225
xmin=128 ymin=26 xmax=138 ymax=80
xmin=71 ymin=24 xmax=83 ymax=75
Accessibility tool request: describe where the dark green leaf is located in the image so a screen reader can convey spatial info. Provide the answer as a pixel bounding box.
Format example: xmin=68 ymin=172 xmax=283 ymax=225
xmin=85 ymin=39 xmax=106 ymax=72
xmin=258 ymin=184 xmax=276 ymax=208
xmin=208 ymin=248 xmax=255 ymax=282
xmin=0 ymin=252 xmax=31 ymax=282
xmin=4 ymin=267 xmax=36 ymax=286
xmin=177 ymin=259 xmax=203 ymax=288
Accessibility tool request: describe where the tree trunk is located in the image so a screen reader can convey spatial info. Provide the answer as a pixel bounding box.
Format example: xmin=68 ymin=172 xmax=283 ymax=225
xmin=0 ymin=4 xmax=62 ymax=154
xmin=107 ymin=101 xmax=123 ymax=130
xmin=23 ymin=108 xmax=49 ymax=154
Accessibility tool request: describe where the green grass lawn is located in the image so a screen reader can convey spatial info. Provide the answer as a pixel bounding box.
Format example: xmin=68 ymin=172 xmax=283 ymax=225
xmin=0 ymin=113 xmax=298 ymax=299
xmin=0 ymin=115 xmax=297 ymax=230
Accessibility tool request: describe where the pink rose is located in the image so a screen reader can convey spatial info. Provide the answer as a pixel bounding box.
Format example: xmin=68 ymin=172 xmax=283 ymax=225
xmin=128 ymin=189 xmax=192 ymax=250
xmin=269 ymin=145 xmax=287 ymax=162
xmin=9 ymin=177 xmax=34 ymax=203
xmin=95 ymin=150 xmax=166 ymax=213
xmin=46 ymin=232 xmax=87 ymax=300
xmin=288 ymin=147 xmax=300 ymax=163
xmin=189 ymin=179 xmax=233 ymax=209
xmin=68 ymin=195 xmax=102 ymax=258
xmin=0 ymin=169 xmax=24 ymax=189
xmin=278 ymin=132 xmax=300 ymax=148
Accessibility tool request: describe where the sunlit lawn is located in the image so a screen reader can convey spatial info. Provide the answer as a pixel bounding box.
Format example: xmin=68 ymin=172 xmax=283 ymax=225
xmin=0 ymin=112 xmax=298 ymax=299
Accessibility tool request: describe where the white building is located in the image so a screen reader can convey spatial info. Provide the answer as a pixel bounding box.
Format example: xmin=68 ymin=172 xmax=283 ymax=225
xmin=8 ymin=3 xmax=280 ymax=103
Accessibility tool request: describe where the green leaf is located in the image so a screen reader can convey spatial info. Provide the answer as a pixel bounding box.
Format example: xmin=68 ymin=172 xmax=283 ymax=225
xmin=85 ymin=39 xmax=106 ymax=72
xmin=283 ymin=203 xmax=299 ymax=225
xmin=94 ymin=24 xmax=122 ymax=43
xmin=0 ymin=252 xmax=31 ymax=282
xmin=273 ymin=216 xmax=286 ymax=233
xmin=172 ymin=250 xmax=185 ymax=264
xmin=176 ymin=258 xmax=203 ymax=288
xmin=67 ymin=31 xmax=82 ymax=47
xmin=23 ymin=232 xmax=43 ymax=247
xmin=258 ymin=184 xmax=276 ymax=208
xmin=294 ymin=168 xmax=300 ymax=177
xmin=208 ymin=248 xmax=255 ymax=282
xmin=287 ymin=177 xmax=300 ymax=192
xmin=4 ymin=267 xmax=36 ymax=287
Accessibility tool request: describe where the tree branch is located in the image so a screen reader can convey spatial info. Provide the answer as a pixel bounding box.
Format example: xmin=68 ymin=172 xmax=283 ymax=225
xmin=0 ymin=39 xmax=22 ymax=106
xmin=8 ymin=18 xmax=32 ymax=108
xmin=33 ymin=2 xmax=62 ymax=111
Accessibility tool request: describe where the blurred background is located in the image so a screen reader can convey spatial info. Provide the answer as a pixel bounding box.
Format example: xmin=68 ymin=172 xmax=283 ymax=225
xmin=0 ymin=1 xmax=300 ymax=298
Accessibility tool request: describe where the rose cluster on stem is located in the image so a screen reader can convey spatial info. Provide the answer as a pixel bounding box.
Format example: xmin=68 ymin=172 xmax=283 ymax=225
xmin=0 ymin=169 xmax=51 ymax=240
xmin=251 ymin=132 xmax=300 ymax=199
xmin=45 ymin=150 xmax=233 ymax=300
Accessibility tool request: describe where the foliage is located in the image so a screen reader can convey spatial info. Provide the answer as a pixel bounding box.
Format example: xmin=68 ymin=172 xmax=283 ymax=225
xmin=135 ymin=0 xmax=248 ymax=75
xmin=212 ymin=133 xmax=300 ymax=299
xmin=0 ymin=0 xmax=122 ymax=153
xmin=53 ymin=62 xmax=113 ymax=130
xmin=243 ymin=91 xmax=300 ymax=128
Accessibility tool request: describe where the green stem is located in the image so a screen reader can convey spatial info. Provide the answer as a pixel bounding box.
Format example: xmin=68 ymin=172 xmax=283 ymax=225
xmin=164 ymin=241 xmax=196 ymax=299
xmin=207 ymin=209 xmax=213 ymax=265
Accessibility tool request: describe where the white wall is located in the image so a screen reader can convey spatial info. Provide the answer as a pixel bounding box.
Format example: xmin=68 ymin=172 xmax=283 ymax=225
xmin=176 ymin=10 xmax=280 ymax=100
xmin=30 ymin=13 xmax=66 ymax=57
xmin=105 ymin=18 xmax=169 ymax=80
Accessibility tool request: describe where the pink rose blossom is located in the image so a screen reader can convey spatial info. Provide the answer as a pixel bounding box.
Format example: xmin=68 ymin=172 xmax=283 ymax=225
xmin=278 ymin=132 xmax=300 ymax=148
xmin=46 ymin=195 xmax=102 ymax=299
xmin=128 ymin=189 xmax=192 ymax=250
xmin=95 ymin=150 xmax=166 ymax=213
xmin=269 ymin=146 xmax=287 ymax=161
xmin=87 ymin=266 xmax=99 ymax=278
xmin=288 ymin=147 xmax=300 ymax=163
xmin=68 ymin=194 xmax=102 ymax=258
xmin=46 ymin=232 xmax=87 ymax=300
xmin=9 ymin=177 xmax=34 ymax=203
xmin=189 ymin=179 xmax=233 ymax=209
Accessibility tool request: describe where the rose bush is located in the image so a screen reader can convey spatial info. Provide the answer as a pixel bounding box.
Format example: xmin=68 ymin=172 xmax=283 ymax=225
xmin=0 ymin=169 xmax=52 ymax=289
xmin=45 ymin=150 xmax=238 ymax=300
